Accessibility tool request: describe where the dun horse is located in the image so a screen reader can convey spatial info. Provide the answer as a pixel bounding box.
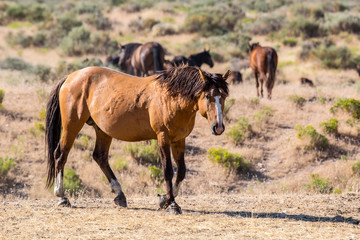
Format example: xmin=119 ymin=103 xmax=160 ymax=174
xmin=130 ymin=42 xmax=165 ymax=76
xmin=248 ymin=42 xmax=278 ymax=99
xmin=172 ymin=49 xmax=214 ymax=68
xmin=46 ymin=66 xmax=230 ymax=214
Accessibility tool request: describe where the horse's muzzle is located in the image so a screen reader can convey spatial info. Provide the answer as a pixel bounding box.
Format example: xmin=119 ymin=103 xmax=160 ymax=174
xmin=212 ymin=124 xmax=225 ymax=135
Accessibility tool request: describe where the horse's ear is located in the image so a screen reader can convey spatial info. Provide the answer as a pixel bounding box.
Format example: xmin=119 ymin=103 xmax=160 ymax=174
xmin=198 ymin=69 xmax=206 ymax=83
xmin=222 ymin=70 xmax=231 ymax=81
xmin=247 ymin=42 xmax=251 ymax=50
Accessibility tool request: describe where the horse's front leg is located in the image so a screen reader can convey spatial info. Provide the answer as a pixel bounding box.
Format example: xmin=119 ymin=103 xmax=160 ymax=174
xmin=157 ymin=133 xmax=182 ymax=214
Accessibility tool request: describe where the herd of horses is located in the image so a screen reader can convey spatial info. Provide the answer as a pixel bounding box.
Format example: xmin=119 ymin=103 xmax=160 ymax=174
xmin=45 ymin=40 xmax=278 ymax=214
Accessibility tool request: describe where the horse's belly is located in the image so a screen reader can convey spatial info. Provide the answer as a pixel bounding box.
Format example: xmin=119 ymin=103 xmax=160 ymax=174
xmin=95 ymin=111 xmax=157 ymax=141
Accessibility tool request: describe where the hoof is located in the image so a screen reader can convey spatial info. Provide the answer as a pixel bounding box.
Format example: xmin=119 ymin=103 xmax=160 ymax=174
xmin=167 ymin=202 xmax=182 ymax=215
xmin=58 ymin=197 xmax=71 ymax=207
xmin=158 ymin=194 xmax=167 ymax=209
xmin=114 ymin=191 xmax=127 ymax=207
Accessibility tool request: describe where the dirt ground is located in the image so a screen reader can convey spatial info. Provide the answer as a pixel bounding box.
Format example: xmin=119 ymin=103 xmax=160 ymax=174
xmin=1 ymin=194 xmax=359 ymax=239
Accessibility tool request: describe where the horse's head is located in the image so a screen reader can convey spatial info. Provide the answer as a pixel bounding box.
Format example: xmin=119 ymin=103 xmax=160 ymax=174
xmin=198 ymin=70 xmax=230 ymax=135
xmin=202 ymin=49 xmax=214 ymax=68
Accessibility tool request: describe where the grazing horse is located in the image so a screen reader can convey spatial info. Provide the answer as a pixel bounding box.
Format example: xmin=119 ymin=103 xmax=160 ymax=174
xmin=131 ymin=42 xmax=165 ymax=76
xmin=248 ymin=42 xmax=278 ymax=99
xmin=118 ymin=42 xmax=142 ymax=73
xmin=45 ymin=65 xmax=230 ymax=214
xmin=172 ymin=49 xmax=214 ymax=68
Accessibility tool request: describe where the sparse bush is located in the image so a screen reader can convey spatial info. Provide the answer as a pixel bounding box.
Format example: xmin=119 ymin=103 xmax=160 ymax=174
xmin=0 ymin=57 xmax=32 ymax=71
xmin=33 ymin=64 xmax=52 ymax=82
xmin=0 ymin=157 xmax=16 ymax=178
xmin=63 ymin=168 xmax=83 ymax=196
xmin=319 ymin=118 xmax=338 ymax=135
xmin=226 ymin=117 xmax=253 ymax=145
xmin=207 ymin=147 xmax=251 ymax=174
xmin=0 ymin=89 xmax=4 ymax=106
xmin=74 ymin=135 xmax=91 ymax=150
xmin=295 ymin=124 xmax=328 ymax=150
xmin=60 ymin=26 xmax=91 ymax=56
xmin=282 ymin=38 xmax=297 ymax=47
xmin=29 ymin=122 xmax=45 ymax=138
xmin=312 ymin=45 xmax=357 ymax=69
xmin=252 ymin=106 xmax=274 ymax=128
xmin=324 ymin=13 xmax=360 ymax=34
xmin=113 ymin=157 xmax=129 ymax=172
xmin=148 ymin=165 xmax=163 ymax=185
xmin=304 ymin=174 xmax=333 ymax=194
xmin=247 ymin=15 xmax=284 ymax=35
xmin=152 ymin=23 xmax=176 ymax=36
xmin=39 ymin=109 xmax=46 ymax=121
xmin=250 ymin=97 xmax=260 ymax=107
xmin=54 ymin=59 xmax=104 ymax=79
xmin=352 ymin=160 xmax=360 ymax=176
xmin=286 ymin=17 xmax=327 ymax=39
xmin=86 ymin=11 xmax=112 ymax=30
xmin=223 ymin=98 xmax=235 ymax=120
xmin=330 ymin=98 xmax=360 ymax=119
xmin=288 ymin=94 xmax=306 ymax=108
xmin=125 ymin=140 xmax=160 ymax=166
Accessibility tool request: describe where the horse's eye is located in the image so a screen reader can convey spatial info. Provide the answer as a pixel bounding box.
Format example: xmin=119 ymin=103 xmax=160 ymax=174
xmin=205 ymin=94 xmax=210 ymax=100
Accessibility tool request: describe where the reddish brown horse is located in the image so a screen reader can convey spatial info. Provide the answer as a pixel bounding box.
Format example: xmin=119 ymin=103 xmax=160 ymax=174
xmin=131 ymin=42 xmax=165 ymax=76
xmin=248 ymin=42 xmax=278 ymax=99
xmin=46 ymin=66 xmax=230 ymax=214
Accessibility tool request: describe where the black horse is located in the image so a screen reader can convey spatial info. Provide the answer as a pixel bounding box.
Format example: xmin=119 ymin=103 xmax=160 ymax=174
xmin=172 ymin=49 xmax=214 ymax=68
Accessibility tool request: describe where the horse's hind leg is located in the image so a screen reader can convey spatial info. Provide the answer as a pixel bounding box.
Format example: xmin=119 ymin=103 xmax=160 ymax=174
xmin=254 ymin=72 xmax=260 ymax=97
xmin=260 ymin=72 xmax=266 ymax=98
xmin=54 ymin=119 xmax=86 ymax=207
xmin=266 ymin=78 xmax=274 ymax=100
xmin=92 ymin=127 xmax=127 ymax=207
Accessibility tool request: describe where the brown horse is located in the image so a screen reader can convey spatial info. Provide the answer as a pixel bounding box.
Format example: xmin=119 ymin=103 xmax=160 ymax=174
xmin=131 ymin=42 xmax=165 ymax=76
xmin=248 ymin=42 xmax=278 ymax=99
xmin=46 ymin=66 xmax=230 ymax=214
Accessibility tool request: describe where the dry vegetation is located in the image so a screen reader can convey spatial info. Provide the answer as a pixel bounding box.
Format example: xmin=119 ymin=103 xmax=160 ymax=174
xmin=1 ymin=0 xmax=360 ymax=238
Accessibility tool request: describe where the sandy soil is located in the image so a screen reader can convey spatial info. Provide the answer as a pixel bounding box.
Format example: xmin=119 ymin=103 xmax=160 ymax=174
xmin=1 ymin=194 xmax=359 ymax=239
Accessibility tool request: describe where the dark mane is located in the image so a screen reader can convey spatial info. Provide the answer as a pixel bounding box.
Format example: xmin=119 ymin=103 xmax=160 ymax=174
xmin=155 ymin=66 xmax=228 ymax=101
xmin=249 ymin=42 xmax=260 ymax=52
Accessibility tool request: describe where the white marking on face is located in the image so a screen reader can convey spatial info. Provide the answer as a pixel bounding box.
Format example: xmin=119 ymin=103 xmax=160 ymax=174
xmin=110 ymin=179 xmax=122 ymax=194
xmin=219 ymin=89 xmax=222 ymax=94
xmin=54 ymin=172 xmax=64 ymax=197
xmin=214 ymin=94 xmax=224 ymax=133
xmin=210 ymin=89 xmax=214 ymax=96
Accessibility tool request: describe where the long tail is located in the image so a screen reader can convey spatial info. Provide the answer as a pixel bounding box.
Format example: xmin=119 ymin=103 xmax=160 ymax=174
xmin=267 ymin=50 xmax=277 ymax=87
xmin=45 ymin=77 xmax=67 ymax=188
xmin=152 ymin=44 xmax=164 ymax=72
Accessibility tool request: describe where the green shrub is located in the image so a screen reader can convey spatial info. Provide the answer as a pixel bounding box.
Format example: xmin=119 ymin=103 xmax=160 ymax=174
xmin=295 ymin=124 xmax=328 ymax=150
xmin=74 ymin=135 xmax=91 ymax=150
xmin=324 ymin=13 xmax=360 ymax=34
xmin=282 ymin=38 xmax=297 ymax=47
xmin=319 ymin=118 xmax=338 ymax=135
xmin=312 ymin=45 xmax=357 ymax=69
xmin=63 ymin=168 xmax=83 ymax=196
xmin=247 ymin=15 xmax=284 ymax=35
xmin=252 ymin=106 xmax=274 ymax=127
xmin=352 ymin=160 xmax=360 ymax=176
xmin=250 ymin=97 xmax=260 ymax=107
xmin=148 ymin=165 xmax=163 ymax=185
xmin=86 ymin=11 xmax=112 ymax=30
xmin=0 ymin=57 xmax=32 ymax=71
xmin=288 ymin=94 xmax=306 ymax=108
xmin=207 ymin=147 xmax=251 ymax=174
xmin=5 ymin=4 xmax=27 ymax=20
xmin=0 ymin=89 xmax=4 ymax=105
xmin=0 ymin=157 xmax=16 ymax=178
xmin=60 ymin=26 xmax=91 ymax=56
xmin=113 ymin=157 xmax=128 ymax=171
xmin=125 ymin=140 xmax=160 ymax=166
xmin=39 ymin=109 xmax=46 ymax=121
xmin=54 ymin=59 xmax=104 ymax=79
xmin=226 ymin=117 xmax=252 ymax=145
xmin=33 ymin=64 xmax=52 ymax=82
xmin=304 ymin=174 xmax=333 ymax=194
xmin=152 ymin=23 xmax=177 ymax=36
xmin=286 ymin=17 xmax=327 ymax=39
xmin=330 ymin=98 xmax=360 ymax=119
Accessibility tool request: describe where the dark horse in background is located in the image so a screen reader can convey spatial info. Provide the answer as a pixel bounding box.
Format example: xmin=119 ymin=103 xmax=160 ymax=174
xmin=248 ymin=42 xmax=278 ymax=99
xmin=45 ymin=65 xmax=230 ymax=214
xmin=118 ymin=42 xmax=165 ymax=76
xmin=131 ymin=42 xmax=165 ymax=76
xmin=172 ymin=49 xmax=214 ymax=68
